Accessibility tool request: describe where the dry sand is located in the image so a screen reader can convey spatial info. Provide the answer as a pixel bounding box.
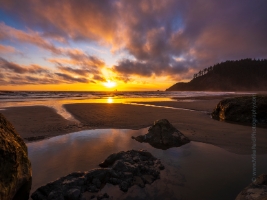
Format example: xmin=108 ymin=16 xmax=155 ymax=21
xmin=1 ymin=97 xmax=266 ymax=154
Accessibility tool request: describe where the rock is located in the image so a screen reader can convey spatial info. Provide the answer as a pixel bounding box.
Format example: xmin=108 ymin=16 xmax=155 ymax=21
xmin=65 ymin=188 xmax=81 ymax=200
xmin=236 ymin=174 xmax=267 ymax=200
xmin=133 ymin=176 xmax=145 ymax=188
xmin=0 ymin=113 xmax=32 ymax=200
xmin=48 ymin=191 xmax=64 ymax=200
xmin=31 ymin=150 xmax=164 ymax=199
xmin=119 ymin=181 xmax=129 ymax=192
xmin=92 ymin=178 xmax=101 ymax=188
xmin=132 ymin=119 xmax=190 ymax=149
xmin=97 ymin=192 xmax=109 ymax=200
xmin=212 ymin=96 xmax=267 ymax=125
xmin=142 ymin=175 xmax=154 ymax=184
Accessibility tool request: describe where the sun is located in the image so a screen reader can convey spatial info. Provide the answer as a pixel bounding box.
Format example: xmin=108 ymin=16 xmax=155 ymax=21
xmin=104 ymin=80 xmax=116 ymax=88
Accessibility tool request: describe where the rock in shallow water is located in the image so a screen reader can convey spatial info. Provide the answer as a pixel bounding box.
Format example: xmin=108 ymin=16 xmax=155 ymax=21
xmin=212 ymin=96 xmax=267 ymax=125
xmin=236 ymin=174 xmax=267 ymax=200
xmin=132 ymin=119 xmax=190 ymax=150
xmin=31 ymin=150 xmax=164 ymax=200
xmin=0 ymin=113 xmax=32 ymax=200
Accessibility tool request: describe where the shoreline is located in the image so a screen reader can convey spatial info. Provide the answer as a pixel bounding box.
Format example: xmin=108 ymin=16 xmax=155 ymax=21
xmin=1 ymin=95 xmax=266 ymax=155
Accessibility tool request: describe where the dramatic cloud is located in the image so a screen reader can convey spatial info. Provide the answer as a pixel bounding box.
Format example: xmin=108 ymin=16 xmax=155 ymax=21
xmin=55 ymin=73 xmax=89 ymax=84
xmin=49 ymin=50 xmax=106 ymax=82
xmin=0 ymin=44 xmax=16 ymax=53
xmin=1 ymin=0 xmax=119 ymax=43
xmin=0 ymin=57 xmax=48 ymax=74
xmin=57 ymin=66 xmax=91 ymax=76
xmin=0 ymin=58 xmax=96 ymax=85
xmin=1 ymin=0 xmax=267 ymax=86
xmin=0 ymin=22 xmax=61 ymax=54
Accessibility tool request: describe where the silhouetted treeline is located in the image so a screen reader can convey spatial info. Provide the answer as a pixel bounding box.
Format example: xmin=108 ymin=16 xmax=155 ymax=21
xmin=167 ymin=58 xmax=267 ymax=91
xmin=193 ymin=66 xmax=214 ymax=78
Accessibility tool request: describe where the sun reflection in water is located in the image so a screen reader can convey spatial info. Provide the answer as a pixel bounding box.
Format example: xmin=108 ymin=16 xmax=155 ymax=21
xmin=107 ymin=97 xmax=113 ymax=103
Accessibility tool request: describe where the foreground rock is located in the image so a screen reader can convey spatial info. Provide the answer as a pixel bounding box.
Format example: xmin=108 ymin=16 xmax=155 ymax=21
xmin=132 ymin=119 xmax=190 ymax=150
xmin=212 ymin=96 xmax=267 ymax=126
xmin=236 ymin=174 xmax=267 ymax=200
xmin=0 ymin=113 xmax=32 ymax=200
xmin=31 ymin=150 xmax=164 ymax=200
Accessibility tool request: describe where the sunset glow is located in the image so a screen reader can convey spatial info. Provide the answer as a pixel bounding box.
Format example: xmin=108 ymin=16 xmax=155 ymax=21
xmin=0 ymin=1 xmax=266 ymax=91
xmin=104 ymin=80 xmax=116 ymax=88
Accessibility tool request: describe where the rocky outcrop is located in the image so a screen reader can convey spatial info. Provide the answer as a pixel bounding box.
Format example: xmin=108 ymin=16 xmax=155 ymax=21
xmin=212 ymin=96 xmax=267 ymax=125
xmin=132 ymin=119 xmax=190 ymax=150
xmin=236 ymin=174 xmax=267 ymax=200
xmin=31 ymin=150 xmax=164 ymax=200
xmin=0 ymin=113 xmax=32 ymax=200
xmin=166 ymin=59 xmax=267 ymax=91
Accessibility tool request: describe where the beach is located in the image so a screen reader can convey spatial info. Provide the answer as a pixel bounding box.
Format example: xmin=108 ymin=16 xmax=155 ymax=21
xmin=1 ymin=94 xmax=266 ymax=155
xmin=1 ymin=92 xmax=267 ymax=199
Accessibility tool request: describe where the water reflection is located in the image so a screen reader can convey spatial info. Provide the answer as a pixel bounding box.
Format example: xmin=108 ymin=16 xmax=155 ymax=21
xmin=107 ymin=97 xmax=113 ymax=103
xmin=0 ymin=97 xmax=174 ymax=121
xmin=27 ymin=128 xmax=267 ymax=200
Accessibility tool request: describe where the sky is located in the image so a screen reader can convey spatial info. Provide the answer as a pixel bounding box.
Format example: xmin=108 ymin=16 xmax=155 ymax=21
xmin=0 ymin=0 xmax=267 ymax=91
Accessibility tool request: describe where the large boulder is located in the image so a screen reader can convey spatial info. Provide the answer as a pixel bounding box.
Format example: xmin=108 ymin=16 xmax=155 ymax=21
xmin=31 ymin=150 xmax=164 ymax=200
xmin=0 ymin=113 xmax=32 ymax=200
xmin=132 ymin=119 xmax=190 ymax=150
xmin=212 ymin=96 xmax=267 ymax=125
xmin=236 ymin=174 xmax=267 ymax=200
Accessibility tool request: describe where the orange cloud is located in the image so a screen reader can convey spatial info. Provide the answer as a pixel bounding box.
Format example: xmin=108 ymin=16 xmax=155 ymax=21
xmin=1 ymin=0 xmax=267 ymax=89
xmin=0 ymin=22 xmax=61 ymax=54
xmin=0 ymin=44 xmax=16 ymax=54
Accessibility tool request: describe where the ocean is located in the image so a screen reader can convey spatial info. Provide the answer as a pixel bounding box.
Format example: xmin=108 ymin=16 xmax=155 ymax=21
xmin=0 ymin=90 xmax=241 ymax=102
xmin=0 ymin=91 xmax=252 ymax=121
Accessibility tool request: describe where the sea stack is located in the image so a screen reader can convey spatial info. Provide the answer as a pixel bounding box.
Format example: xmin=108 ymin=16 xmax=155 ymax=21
xmin=0 ymin=113 xmax=32 ymax=200
xmin=132 ymin=119 xmax=190 ymax=149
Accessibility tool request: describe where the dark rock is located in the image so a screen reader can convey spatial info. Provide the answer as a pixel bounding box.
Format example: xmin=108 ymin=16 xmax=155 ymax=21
xmin=212 ymin=96 xmax=267 ymax=126
xmin=108 ymin=178 xmax=121 ymax=185
xmin=112 ymin=160 xmax=128 ymax=172
xmin=142 ymin=175 xmax=154 ymax=184
xmin=0 ymin=113 xmax=32 ymax=200
xmin=65 ymin=188 xmax=81 ymax=200
xmin=236 ymin=174 xmax=267 ymax=200
xmin=119 ymin=181 xmax=129 ymax=192
xmin=97 ymin=192 xmax=109 ymax=200
xmin=88 ymin=185 xmax=99 ymax=193
xmin=31 ymin=150 xmax=164 ymax=199
xmin=132 ymin=119 xmax=190 ymax=149
xmin=99 ymin=152 xmax=123 ymax=167
xmin=133 ymin=176 xmax=145 ymax=188
xmin=92 ymin=178 xmax=101 ymax=189
xmin=48 ymin=191 xmax=64 ymax=200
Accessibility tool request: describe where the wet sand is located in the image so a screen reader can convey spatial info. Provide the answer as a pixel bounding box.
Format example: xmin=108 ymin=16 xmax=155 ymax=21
xmin=1 ymin=97 xmax=266 ymax=154
xmin=133 ymin=99 xmax=221 ymax=112
xmin=64 ymin=103 xmax=267 ymax=155
xmin=0 ymin=106 xmax=83 ymax=140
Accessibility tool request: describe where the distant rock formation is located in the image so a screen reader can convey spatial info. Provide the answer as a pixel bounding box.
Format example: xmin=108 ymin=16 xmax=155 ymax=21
xmin=31 ymin=150 xmax=164 ymax=200
xmin=167 ymin=59 xmax=267 ymax=91
xmin=212 ymin=96 xmax=267 ymax=126
xmin=132 ymin=119 xmax=190 ymax=149
xmin=236 ymin=174 xmax=267 ymax=200
xmin=0 ymin=113 xmax=32 ymax=200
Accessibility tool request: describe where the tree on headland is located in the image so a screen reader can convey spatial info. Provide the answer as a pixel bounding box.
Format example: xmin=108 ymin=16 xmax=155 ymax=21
xmin=169 ymin=58 xmax=267 ymax=91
